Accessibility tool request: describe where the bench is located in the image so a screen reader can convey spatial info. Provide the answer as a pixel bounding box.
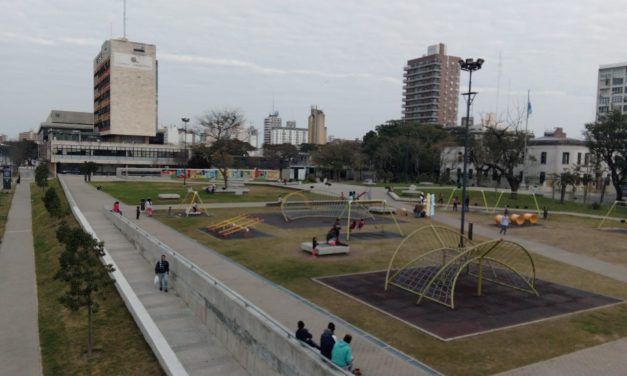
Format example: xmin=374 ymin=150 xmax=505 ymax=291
xmin=300 ymin=242 xmax=350 ymax=256
xmin=369 ymin=206 xmax=396 ymax=214
xmin=158 ymin=193 xmax=181 ymax=199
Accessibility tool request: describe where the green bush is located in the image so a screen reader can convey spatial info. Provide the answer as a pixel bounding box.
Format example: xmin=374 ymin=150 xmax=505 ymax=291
xmin=43 ymin=187 xmax=62 ymax=217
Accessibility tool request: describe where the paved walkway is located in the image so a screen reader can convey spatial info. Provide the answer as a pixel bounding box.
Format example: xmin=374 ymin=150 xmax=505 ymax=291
xmin=309 ymin=182 xmax=627 ymax=375
xmin=63 ymin=175 xmax=436 ymax=376
xmin=61 ymin=176 xmax=247 ymax=376
xmin=0 ymin=179 xmax=42 ymax=376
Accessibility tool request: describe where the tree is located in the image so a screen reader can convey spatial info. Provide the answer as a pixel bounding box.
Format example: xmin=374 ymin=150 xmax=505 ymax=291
xmin=7 ymin=140 xmax=38 ymax=167
xmin=361 ymin=120 xmax=450 ymax=182
xmin=188 ymin=144 xmax=212 ymax=168
xmin=312 ymin=140 xmax=364 ymax=180
xmin=198 ymin=109 xmax=245 ymax=143
xmin=585 ymin=111 xmax=627 ymax=201
xmin=552 ymin=171 xmax=578 ymax=204
xmin=198 ymin=109 xmax=246 ymax=188
xmin=43 ymin=187 xmax=62 ymax=217
xmin=80 ymin=162 xmax=98 ymax=182
xmin=471 ymin=125 xmax=528 ymax=195
xmin=208 ymin=139 xmax=254 ymax=188
xmin=35 ymin=162 xmax=49 ymax=191
xmin=263 ymin=143 xmax=299 ymax=171
xmin=55 ymin=222 xmax=115 ymax=358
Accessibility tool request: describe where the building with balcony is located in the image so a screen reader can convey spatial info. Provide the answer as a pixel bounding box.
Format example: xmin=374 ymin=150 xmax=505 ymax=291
xmin=597 ymin=62 xmax=627 ymax=119
xmin=93 ymin=38 xmax=157 ymax=142
xmin=269 ymin=126 xmax=308 ymax=146
xmin=402 ymin=43 xmax=460 ymax=127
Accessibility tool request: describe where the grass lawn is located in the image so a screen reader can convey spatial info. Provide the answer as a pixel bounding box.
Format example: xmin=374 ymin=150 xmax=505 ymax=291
xmin=92 ymin=181 xmax=331 ymax=205
xmin=155 ymin=207 xmax=627 ymax=376
xmin=32 ymin=180 xmax=164 ymax=376
xmin=0 ymin=184 xmax=14 ymax=241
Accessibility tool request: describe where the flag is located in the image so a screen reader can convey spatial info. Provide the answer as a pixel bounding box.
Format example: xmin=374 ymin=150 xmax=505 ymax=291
xmin=527 ymin=99 xmax=533 ymax=117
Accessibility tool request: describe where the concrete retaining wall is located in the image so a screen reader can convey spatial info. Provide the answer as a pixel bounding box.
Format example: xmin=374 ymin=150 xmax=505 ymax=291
xmin=103 ymin=208 xmax=347 ymax=376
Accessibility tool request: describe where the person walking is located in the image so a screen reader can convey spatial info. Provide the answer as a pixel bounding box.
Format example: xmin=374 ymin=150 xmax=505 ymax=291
xmin=499 ymin=214 xmax=510 ymax=235
xmin=452 ymin=196 xmax=459 ymax=212
xmin=319 ymin=323 xmax=336 ymax=360
xmin=136 ymin=205 xmax=140 ymax=220
xmin=331 ymin=334 xmax=354 ymax=371
xmin=464 ymin=197 xmax=470 ymax=212
xmin=154 ymin=255 xmax=170 ymax=292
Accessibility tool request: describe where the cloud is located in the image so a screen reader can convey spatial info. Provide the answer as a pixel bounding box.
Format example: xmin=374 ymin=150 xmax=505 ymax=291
xmin=159 ymin=52 xmax=401 ymax=84
xmin=0 ymin=32 xmax=99 ymax=47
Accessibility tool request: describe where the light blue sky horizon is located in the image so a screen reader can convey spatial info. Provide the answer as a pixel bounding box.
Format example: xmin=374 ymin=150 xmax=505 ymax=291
xmin=1 ymin=0 xmax=625 ymax=142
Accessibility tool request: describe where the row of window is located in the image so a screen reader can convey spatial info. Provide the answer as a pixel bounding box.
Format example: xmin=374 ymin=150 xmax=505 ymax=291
xmin=53 ymin=146 xmax=181 ymax=159
xmin=598 ymin=105 xmax=627 ymax=113
xmin=539 ymin=151 xmax=589 ymax=165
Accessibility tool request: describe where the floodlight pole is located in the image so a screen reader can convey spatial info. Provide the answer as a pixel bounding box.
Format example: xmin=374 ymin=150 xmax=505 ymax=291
xmin=459 ymin=58 xmax=484 ymax=248
xmin=181 ymin=117 xmax=190 ymax=185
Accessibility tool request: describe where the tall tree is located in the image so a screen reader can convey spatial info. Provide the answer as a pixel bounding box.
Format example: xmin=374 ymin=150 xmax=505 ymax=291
xmin=470 ymin=125 xmax=529 ymax=194
xmin=552 ymin=171 xmax=578 ymax=204
xmin=208 ymin=139 xmax=254 ymax=188
xmin=80 ymin=162 xmax=98 ymax=182
xmin=585 ymin=111 xmax=627 ymax=201
xmin=198 ymin=109 xmax=247 ymax=188
xmin=55 ymin=222 xmax=115 ymax=358
xmin=187 ymin=144 xmax=212 ymax=168
xmin=7 ymin=140 xmax=38 ymax=167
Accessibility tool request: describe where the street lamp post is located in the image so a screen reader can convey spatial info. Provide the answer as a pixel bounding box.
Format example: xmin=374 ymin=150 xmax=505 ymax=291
xmin=181 ymin=117 xmax=190 ymax=186
xmin=458 ymin=58 xmax=484 ymax=248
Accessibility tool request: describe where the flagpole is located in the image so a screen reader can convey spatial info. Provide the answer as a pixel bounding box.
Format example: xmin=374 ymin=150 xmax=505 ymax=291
xmin=522 ymin=89 xmax=530 ymax=189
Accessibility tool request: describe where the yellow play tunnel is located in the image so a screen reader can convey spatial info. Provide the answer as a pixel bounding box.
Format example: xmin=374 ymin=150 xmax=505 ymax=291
xmin=494 ymin=213 xmax=538 ymax=226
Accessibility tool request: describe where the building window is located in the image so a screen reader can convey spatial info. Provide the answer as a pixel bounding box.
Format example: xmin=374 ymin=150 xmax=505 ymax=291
xmin=577 ymin=152 xmax=582 ymax=165
xmin=540 ymin=152 xmax=547 ymax=164
xmin=562 ymin=152 xmax=570 ymax=165
xmin=612 ymin=87 xmax=624 ymax=94
xmin=612 ymin=95 xmax=622 ymax=103
xmin=599 ymin=97 xmax=609 ymax=104
xmin=584 ymin=153 xmax=590 ymax=165
xmin=599 ymin=106 xmax=609 ymax=113
xmin=539 ymin=172 xmax=546 ymax=184
xmin=612 ymin=77 xmax=624 ymax=86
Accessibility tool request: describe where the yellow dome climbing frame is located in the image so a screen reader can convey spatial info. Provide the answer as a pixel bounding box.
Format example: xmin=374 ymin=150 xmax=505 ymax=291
xmin=385 ymin=225 xmax=538 ymax=309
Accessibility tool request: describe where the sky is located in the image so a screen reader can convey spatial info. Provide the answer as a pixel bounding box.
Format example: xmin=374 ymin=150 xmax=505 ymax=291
xmin=1 ymin=0 xmax=626 ymax=142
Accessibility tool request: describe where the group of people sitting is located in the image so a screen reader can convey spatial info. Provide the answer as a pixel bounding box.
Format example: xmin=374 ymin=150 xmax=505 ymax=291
xmin=203 ymin=184 xmax=217 ymax=194
xmin=296 ymin=321 xmax=358 ymax=373
xmin=325 ymin=221 xmax=348 ymax=246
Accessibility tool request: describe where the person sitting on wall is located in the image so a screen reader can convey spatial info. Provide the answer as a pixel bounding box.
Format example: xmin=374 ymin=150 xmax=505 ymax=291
xmin=192 ymin=202 xmax=198 ymax=213
xmin=327 ymin=225 xmax=348 ymax=246
xmin=295 ymin=321 xmax=319 ymax=349
xmin=112 ymin=201 xmax=122 ymax=215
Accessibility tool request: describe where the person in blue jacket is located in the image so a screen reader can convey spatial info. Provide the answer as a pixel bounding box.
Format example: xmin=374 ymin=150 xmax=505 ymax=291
xmin=331 ymin=334 xmax=353 ymax=371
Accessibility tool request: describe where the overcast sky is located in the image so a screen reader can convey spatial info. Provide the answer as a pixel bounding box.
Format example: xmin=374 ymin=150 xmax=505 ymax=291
xmin=1 ymin=0 xmax=625 ymax=142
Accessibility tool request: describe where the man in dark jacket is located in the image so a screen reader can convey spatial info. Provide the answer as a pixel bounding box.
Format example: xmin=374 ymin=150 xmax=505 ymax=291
xmin=295 ymin=321 xmax=319 ymax=349
xmin=155 ymin=254 xmax=170 ymax=292
xmin=319 ymin=322 xmax=336 ymax=359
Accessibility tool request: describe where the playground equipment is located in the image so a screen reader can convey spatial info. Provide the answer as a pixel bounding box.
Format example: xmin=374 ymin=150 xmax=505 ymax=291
xmin=180 ymin=189 xmax=209 ymax=217
xmin=445 ymin=188 xmax=542 ymax=215
xmin=495 ymin=213 xmax=538 ymax=226
xmin=385 ymin=225 xmax=538 ymax=309
xmin=207 ymin=214 xmax=263 ymax=237
xmin=280 ymin=191 xmax=404 ymax=240
xmin=597 ymin=200 xmax=627 ymax=229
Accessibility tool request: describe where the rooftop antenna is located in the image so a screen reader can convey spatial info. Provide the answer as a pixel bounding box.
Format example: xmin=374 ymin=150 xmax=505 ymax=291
xmin=123 ymin=0 xmax=127 ymax=39
xmin=496 ymin=51 xmax=502 ymax=120
xmin=272 ymin=95 xmax=275 ymax=113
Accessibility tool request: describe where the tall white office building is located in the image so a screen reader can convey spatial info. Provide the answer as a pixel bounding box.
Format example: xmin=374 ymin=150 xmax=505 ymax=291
xmin=263 ymin=111 xmax=282 ymax=145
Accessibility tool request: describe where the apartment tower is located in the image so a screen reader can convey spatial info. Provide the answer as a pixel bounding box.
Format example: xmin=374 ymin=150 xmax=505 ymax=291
xmin=402 ymin=43 xmax=460 ymax=127
xmin=93 ymin=38 xmax=157 ymax=142
xmin=308 ymin=107 xmax=327 ymax=145
xmin=263 ymin=111 xmax=282 ymax=145
xmin=596 ymin=62 xmax=627 ymax=119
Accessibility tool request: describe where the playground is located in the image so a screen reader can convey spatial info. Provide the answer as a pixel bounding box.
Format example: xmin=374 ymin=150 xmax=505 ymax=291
xmin=151 ymin=202 xmax=627 ymax=375
xmin=94 ymin=179 xmax=627 ymax=375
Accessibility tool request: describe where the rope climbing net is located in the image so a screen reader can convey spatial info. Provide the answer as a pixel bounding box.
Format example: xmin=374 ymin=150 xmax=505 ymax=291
xmin=385 ymin=225 xmax=538 ymax=309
